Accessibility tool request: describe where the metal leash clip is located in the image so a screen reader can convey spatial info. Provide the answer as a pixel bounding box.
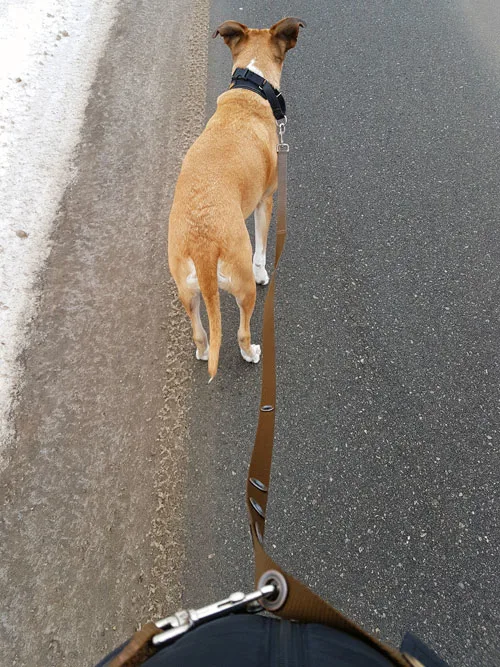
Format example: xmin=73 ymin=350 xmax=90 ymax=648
xmin=277 ymin=117 xmax=289 ymax=153
xmin=152 ymin=583 xmax=276 ymax=647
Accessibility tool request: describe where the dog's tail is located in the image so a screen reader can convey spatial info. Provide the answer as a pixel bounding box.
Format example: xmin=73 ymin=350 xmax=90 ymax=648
xmin=195 ymin=249 xmax=221 ymax=380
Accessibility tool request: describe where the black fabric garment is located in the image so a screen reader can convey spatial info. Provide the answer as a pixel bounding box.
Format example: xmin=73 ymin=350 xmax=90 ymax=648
xmin=400 ymin=633 xmax=448 ymax=667
xmin=141 ymin=614 xmax=394 ymax=667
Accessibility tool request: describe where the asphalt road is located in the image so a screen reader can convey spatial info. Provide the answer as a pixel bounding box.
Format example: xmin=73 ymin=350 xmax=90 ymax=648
xmin=183 ymin=2 xmax=500 ymax=666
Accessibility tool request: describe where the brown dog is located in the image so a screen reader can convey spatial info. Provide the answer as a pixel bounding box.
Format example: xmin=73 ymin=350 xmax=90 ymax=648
xmin=168 ymin=18 xmax=304 ymax=379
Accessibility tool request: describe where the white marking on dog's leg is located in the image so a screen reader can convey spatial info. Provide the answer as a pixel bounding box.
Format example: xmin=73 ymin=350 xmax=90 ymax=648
xmin=196 ymin=346 xmax=209 ymax=361
xmin=186 ymin=258 xmax=199 ymax=290
xmin=240 ymin=344 xmax=261 ymax=364
xmin=253 ymin=201 xmax=269 ymax=285
xmin=246 ymin=58 xmax=265 ymax=78
xmin=217 ymin=259 xmax=232 ymax=291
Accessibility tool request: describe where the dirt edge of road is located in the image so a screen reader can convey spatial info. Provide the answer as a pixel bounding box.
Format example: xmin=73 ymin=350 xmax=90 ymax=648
xmin=148 ymin=0 xmax=210 ymax=622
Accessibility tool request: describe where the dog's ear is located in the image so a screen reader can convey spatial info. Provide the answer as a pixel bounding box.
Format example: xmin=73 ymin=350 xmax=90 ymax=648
xmin=212 ymin=20 xmax=248 ymax=49
xmin=270 ymin=17 xmax=306 ymax=52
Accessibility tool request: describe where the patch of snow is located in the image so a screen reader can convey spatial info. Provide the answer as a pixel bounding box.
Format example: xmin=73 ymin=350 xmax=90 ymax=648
xmin=0 ymin=0 xmax=118 ymax=465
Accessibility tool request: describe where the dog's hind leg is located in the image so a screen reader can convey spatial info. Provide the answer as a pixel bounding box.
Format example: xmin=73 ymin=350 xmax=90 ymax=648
xmin=178 ymin=288 xmax=209 ymax=361
xmin=235 ymin=283 xmax=261 ymax=364
xmin=253 ymin=195 xmax=273 ymax=286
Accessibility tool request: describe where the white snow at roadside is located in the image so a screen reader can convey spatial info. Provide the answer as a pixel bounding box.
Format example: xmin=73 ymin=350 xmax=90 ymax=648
xmin=0 ymin=0 xmax=118 ymax=464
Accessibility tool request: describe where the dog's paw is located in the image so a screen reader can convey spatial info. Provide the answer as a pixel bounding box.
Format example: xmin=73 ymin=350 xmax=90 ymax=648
xmin=240 ymin=344 xmax=261 ymax=364
xmin=196 ymin=346 xmax=209 ymax=361
xmin=253 ymin=264 xmax=269 ymax=286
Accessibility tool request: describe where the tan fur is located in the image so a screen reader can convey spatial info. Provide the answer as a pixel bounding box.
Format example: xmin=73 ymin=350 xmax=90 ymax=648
xmin=168 ymin=18 xmax=305 ymax=379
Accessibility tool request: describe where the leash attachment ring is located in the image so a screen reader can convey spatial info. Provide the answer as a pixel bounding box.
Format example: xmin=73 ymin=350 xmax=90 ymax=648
xmin=257 ymin=570 xmax=288 ymax=612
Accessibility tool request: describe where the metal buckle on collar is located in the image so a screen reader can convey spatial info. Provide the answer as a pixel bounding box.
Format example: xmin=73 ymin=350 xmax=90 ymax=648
xmin=234 ymin=68 xmax=267 ymax=90
xmin=152 ymin=584 xmax=276 ymax=647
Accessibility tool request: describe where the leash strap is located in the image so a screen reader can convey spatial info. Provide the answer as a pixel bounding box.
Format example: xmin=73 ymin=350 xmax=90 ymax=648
xmin=245 ymin=123 xmax=414 ymax=667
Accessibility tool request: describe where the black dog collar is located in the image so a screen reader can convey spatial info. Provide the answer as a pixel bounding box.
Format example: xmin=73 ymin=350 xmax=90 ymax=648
xmin=230 ymin=67 xmax=286 ymax=121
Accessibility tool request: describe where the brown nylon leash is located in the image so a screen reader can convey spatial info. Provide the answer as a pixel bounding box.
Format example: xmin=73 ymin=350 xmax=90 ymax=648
xmin=245 ymin=124 xmax=414 ymax=666
xmin=110 ymin=124 xmax=419 ymax=667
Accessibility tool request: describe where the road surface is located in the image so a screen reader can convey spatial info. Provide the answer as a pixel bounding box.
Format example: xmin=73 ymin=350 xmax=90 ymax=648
xmin=1 ymin=1 xmax=499 ymax=665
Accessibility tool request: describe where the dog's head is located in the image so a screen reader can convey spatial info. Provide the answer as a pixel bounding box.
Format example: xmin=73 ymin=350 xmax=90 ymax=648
xmin=212 ymin=18 xmax=305 ymax=88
